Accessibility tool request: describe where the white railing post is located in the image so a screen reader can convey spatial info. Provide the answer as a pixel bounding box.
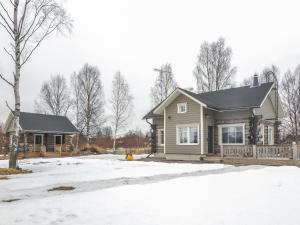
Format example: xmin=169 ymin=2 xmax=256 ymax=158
xmin=220 ymin=145 xmax=224 ymax=158
xmin=292 ymin=142 xmax=297 ymax=160
xmin=253 ymin=145 xmax=257 ymax=159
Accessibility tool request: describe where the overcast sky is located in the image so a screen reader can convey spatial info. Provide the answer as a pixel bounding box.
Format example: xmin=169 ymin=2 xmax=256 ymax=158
xmin=1 ymin=0 xmax=300 ymax=132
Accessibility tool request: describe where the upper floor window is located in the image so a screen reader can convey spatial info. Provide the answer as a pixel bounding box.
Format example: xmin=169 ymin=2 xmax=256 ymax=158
xmin=177 ymin=103 xmax=187 ymax=114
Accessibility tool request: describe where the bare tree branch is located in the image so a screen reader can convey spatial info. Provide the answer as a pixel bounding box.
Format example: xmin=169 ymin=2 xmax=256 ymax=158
xmin=0 ymin=73 xmax=14 ymax=87
xmin=0 ymin=20 xmax=14 ymax=39
xmin=0 ymin=2 xmax=13 ymax=23
xmin=5 ymin=101 xmax=14 ymax=113
xmin=194 ymin=37 xmax=236 ymax=93
xmin=4 ymin=47 xmax=16 ymax=62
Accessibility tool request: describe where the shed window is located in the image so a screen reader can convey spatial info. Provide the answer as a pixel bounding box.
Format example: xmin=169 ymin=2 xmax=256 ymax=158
xmin=34 ymin=135 xmax=43 ymax=145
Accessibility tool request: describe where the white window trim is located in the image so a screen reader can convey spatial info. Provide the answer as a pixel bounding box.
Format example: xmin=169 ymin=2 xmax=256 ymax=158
xmin=157 ymin=129 xmax=164 ymax=146
xmin=268 ymin=126 xmax=274 ymax=145
xmin=177 ymin=103 xmax=187 ymax=114
xmin=176 ymin=123 xmax=200 ymax=145
xmin=33 ymin=134 xmax=44 ymax=151
xmin=260 ymin=124 xmax=265 ymax=145
xmin=218 ymin=123 xmax=245 ymax=145
xmin=54 ymin=135 xmax=63 ymax=145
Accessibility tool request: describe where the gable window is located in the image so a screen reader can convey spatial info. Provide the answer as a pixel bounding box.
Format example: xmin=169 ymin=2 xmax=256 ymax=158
xmin=176 ymin=124 xmax=199 ymax=145
xmin=219 ymin=124 xmax=245 ymax=145
xmin=158 ymin=129 xmax=164 ymax=146
xmin=268 ymin=126 xmax=274 ymax=145
xmin=177 ymin=103 xmax=187 ymax=114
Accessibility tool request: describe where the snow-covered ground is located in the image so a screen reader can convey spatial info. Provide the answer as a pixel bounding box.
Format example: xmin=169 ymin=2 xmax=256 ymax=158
xmin=1 ymin=155 xmax=300 ymax=225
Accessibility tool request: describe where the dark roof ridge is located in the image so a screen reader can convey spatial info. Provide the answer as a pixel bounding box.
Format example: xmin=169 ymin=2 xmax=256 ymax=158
xmin=20 ymin=111 xmax=68 ymax=118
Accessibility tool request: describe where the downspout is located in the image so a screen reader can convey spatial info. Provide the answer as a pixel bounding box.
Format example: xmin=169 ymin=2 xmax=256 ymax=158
xmin=146 ymin=118 xmax=156 ymax=158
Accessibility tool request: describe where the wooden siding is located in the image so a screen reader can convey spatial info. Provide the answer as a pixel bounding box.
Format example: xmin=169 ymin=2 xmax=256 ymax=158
xmin=165 ymin=93 xmax=201 ymax=154
xmin=153 ymin=117 xmax=164 ymax=154
xmin=213 ymin=110 xmax=252 ymax=154
xmin=254 ymin=95 xmax=276 ymax=119
xmin=203 ymin=108 xmax=215 ymax=154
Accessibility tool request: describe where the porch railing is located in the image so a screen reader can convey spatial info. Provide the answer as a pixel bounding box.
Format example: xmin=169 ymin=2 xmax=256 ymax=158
xmin=222 ymin=145 xmax=253 ymax=157
xmin=221 ymin=143 xmax=300 ymax=160
xmin=256 ymin=145 xmax=291 ymax=159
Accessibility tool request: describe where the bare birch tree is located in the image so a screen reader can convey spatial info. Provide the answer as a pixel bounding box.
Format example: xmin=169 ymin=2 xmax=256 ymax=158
xmin=194 ymin=37 xmax=236 ymax=93
xmin=281 ymin=66 xmax=300 ymax=141
xmin=74 ymin=63 xmax=105 ymax=144
xmin=110 ymin=71 xmax=133 ymax=152
xmin=34 ymin=74 xmax=71 ymax=116
xmin=0 ymin=0 xmax=72 ymax=168
xmin=150 ymin=63 xmax=177 ymax=106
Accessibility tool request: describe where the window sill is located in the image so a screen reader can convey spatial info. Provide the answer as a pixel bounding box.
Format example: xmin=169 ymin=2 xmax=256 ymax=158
xmin=220 ymin=143 xmax=245 ymax=145
xmin=176 ymin=143 xmax=199 ymax=146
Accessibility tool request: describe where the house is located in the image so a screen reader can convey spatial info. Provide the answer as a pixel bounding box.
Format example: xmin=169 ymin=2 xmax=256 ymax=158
xmin=3 ymin=112 xmax=79 ymax=152
xmin=144 ymin=75 xmax=284 ymax=160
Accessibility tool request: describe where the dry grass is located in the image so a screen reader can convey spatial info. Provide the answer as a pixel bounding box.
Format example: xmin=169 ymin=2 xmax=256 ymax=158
xmin=0 ymin=176 xmax=9 ymax=180
xmin=2 ymin=198 xmax=21 ymax=203
xmin=48 ymin=186 xmax=75 ymax=192
xmin=0 ymin=168 xmax=32 ymax=175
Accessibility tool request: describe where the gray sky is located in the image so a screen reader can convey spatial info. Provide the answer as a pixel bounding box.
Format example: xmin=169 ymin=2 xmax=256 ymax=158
xmin=1 ymin=0 xmax=300 ymax=132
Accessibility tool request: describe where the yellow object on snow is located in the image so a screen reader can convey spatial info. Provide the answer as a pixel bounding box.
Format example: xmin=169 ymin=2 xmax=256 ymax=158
xmin=126 ymin=153 xmax=134 ymax=161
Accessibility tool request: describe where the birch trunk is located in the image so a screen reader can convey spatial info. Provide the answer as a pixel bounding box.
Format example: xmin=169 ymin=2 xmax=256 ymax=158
xmin=9 ymin=0 xmax=20 ymax=169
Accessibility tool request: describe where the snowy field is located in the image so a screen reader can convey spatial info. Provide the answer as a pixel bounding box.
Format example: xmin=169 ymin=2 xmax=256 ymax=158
xmin=0 ymin=155 xmax=300 ymax=225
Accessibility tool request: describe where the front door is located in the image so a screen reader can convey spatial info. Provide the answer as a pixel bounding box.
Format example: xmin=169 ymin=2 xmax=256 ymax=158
xmin=208 ymin=126 xmax=214 ymax=154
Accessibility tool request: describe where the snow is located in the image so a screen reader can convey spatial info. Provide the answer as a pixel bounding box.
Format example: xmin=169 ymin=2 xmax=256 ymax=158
xmin=1 ymin=155 xmax=300 ymax=225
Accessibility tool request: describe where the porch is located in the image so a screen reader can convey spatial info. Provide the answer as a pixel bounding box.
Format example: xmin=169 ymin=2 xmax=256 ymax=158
xmin=17 ymin=132 xmax=75 ymax=153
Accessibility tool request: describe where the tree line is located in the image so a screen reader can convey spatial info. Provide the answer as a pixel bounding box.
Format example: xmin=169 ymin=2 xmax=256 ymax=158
xmin=34 ymin=64 xmax=134 ymax=153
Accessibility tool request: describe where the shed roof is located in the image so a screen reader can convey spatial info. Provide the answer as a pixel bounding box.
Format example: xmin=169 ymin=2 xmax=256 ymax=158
xmin=18 ymin=112 xmax=79 ymax=133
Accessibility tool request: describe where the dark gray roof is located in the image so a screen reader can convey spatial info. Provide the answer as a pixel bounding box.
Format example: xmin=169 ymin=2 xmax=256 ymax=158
xmin=19 ymin=112 xmax=79 ymax=133
xmin=143 ymin=82 xmax=274 ymax=119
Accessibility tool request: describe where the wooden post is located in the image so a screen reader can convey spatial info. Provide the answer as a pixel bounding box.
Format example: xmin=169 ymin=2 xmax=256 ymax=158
xmin=220 ymin=145 xmax=224 ymax=158
xmin=253 ymin=145 xmax=257 ymax=159
xmin=292 ymin=142 xmax=297 ymax=160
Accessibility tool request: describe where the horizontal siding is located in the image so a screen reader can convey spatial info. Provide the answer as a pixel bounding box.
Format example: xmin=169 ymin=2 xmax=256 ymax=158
xmin=165 ymin=94 xmax=201 ymax=154
xmin=153 ymin=117 xmax=164 ymax=154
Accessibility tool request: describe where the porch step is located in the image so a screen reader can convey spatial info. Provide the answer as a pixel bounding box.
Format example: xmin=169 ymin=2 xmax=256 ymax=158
xmin=202 ymin=157 xmax=223 ymax=163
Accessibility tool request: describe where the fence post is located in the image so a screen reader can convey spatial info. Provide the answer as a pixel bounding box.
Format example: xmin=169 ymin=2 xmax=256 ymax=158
xmin=220 ymin=145 xmax=224 ymax=158
xmin=292 ymin=142 xmax=297 ymax=160
xmin=253 ymin=145 xmax=257 ymax=159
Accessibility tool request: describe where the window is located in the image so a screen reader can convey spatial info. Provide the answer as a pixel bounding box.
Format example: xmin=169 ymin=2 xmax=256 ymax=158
xmin=268 ymin=126 xmax=274 ymax=145
xmin=177 ymin=103 xmax=187 ymax=113
xmin=219 ymin=124 xmax=244 ymax=145
xmin=177 ymin=124 xmax=199 ymax=145
xmin=55 ymin=136 xmax=62 ymax=145
xmin=158 ymin=129 xmax=164 ymax=146
xmin=259 ymin=124 xmax=264 ymax=145
xmin=34 ymin=135 xmax=43 ymax=145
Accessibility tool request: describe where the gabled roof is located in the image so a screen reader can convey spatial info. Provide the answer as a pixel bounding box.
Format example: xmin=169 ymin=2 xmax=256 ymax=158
xmin=184 ymin=82 xmax=274 ymax=110
xmin=5 ymin=112 xmax=79 ymax=134
xmin=143 ymin=82 xmax=274 ymax=119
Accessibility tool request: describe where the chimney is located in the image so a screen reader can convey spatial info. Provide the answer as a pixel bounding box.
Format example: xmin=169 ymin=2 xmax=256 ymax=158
xmin=252 ymin=74 xmax=259 ymax=87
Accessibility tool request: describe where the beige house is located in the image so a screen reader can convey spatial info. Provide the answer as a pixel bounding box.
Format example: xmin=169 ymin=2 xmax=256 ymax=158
xmin=144 ymin=76 xmax=284 ymax=160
